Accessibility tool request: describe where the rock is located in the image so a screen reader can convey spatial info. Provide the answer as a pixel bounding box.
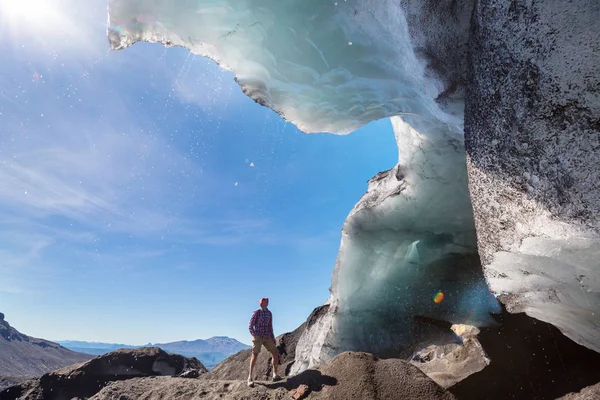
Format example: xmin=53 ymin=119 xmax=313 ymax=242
xmin=179 ymin=369 xmax=200 ymax=379
xmin=289 ymin=384 xmax=310 ymax=399
xmin=84 ymin=351 xmax=454 ymax=400
xmin=312 ymin=352 xmax=454 ymax=400
xmin=0 ymin=347 xmax=207 ymax=400
xmin=449 ymin=309 xmax=600 ymax=400
xmin=410 ymin=324 xmax=489 ymax=388
xmin=0 ymin=377 xmax=24 ymax=392
xmin=558 ymin=382 xmax=600 ymax=400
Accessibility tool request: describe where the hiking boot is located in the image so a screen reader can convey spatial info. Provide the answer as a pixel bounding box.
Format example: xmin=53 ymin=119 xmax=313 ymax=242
xmin=272 ymin=374 xmax=282 ymax=382
xmin=247 ymin=377 xmax=255 ymax=387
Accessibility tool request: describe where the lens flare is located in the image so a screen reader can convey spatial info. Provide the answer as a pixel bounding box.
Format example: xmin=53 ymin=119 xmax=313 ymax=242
xmin=433 ymin=291 xmax=444 ymax=304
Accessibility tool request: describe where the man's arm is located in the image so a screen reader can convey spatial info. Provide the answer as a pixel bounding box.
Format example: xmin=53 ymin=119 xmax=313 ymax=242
xmin=248 ymin=310 xmax=258 ymax=337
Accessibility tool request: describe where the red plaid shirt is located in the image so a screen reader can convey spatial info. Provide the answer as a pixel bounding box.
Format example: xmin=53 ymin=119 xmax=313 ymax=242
xmin=249 ymin=308 xmax=275 ymax=339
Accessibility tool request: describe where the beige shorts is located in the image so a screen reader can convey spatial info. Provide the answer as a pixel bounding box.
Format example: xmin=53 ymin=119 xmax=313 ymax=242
xmin=252 ymin=336 xmax=276 ymax=354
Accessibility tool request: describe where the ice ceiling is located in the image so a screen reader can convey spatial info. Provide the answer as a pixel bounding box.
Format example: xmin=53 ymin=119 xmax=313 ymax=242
xmin=108 ymin=0 xmax=469 ymax=134
xmin=108 ymin=0 xmax=599 ymax=369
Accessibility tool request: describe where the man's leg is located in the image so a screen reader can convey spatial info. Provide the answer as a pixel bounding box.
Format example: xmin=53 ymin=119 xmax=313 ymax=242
xmin=265 ymin=338 xmax=280 ymax=380
xmin=269 ymin=347 xmax=280 ymax=379
xmin=248 ymin=337 xmax=260 ymax=387
xmin=249 ymin=353 xmax=257 ymax=377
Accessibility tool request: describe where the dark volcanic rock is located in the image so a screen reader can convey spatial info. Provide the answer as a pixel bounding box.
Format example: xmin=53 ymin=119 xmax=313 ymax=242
xmin=310 ymin=352 xmax=454 ymax=400
xmin=204 ymin=305 xmax=329 ymax=381
xmin=559 ymin=382 xmax=600 ymax=400
xmin=0 ymin=314 xmax=91 ymax=377
xmin=0 ymin=378 xmax=23 ymax=392
xmin=87 ymin=351 xmax=454 ymax=400
xmin=449 ymin=309 xmax=600 ymax=400
xmin=0 ymin=347 xmax=207 ymax=400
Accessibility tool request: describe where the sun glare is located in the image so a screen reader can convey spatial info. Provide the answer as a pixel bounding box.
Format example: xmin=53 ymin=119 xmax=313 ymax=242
xmin=0 ymin=0 xmax=65 ymax=32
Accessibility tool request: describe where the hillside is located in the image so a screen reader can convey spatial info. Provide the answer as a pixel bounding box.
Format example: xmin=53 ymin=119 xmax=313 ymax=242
xmin=0 ymin=313 xmax=91 ymax=384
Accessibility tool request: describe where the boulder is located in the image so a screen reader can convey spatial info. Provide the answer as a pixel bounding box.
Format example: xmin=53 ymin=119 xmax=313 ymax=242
xmin=558 ymin=382 xmax=600 ymax=400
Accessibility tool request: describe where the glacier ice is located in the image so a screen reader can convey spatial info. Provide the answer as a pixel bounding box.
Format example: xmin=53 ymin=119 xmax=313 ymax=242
xmin=108 ymin=0 xmax=472 ymax=134
xmin=466 ymin=0 xmax=600 ymax=354
xmin=292 ymin=115 xmax=500 ymax=373
xmin=108 ymin=0 xmax=600 ymax=370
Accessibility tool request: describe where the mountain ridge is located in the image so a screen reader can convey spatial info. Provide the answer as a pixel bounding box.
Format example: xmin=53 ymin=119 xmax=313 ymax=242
xmin=0 ymin=312 xmax=92 ymax=387
xmin=56 ymin=336 xmax=250 ymax=369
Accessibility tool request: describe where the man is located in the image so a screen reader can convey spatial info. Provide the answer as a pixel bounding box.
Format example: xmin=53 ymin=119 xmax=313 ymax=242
xmin=247 ymin=297 xmax=281 ymax=387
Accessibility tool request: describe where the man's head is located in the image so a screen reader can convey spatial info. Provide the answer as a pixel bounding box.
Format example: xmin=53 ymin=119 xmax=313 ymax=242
xmin=259 ymin=297 xmax=269 ymax=309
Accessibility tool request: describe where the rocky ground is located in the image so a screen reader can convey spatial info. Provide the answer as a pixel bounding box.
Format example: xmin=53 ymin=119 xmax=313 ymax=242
xmin=0 ymin=348 xmax=453 ymax=400
xmin=3 ymin=307 xmax=600 ymax=400
xmin=83 ymin=352 xmax=454 ymax=400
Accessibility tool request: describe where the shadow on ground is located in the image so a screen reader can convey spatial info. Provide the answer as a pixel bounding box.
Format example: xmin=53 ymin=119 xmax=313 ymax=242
xmin=450 ymin=308 xmax=600 ymax=400
xmin=260 ymin=370 xmax=337 ymax=393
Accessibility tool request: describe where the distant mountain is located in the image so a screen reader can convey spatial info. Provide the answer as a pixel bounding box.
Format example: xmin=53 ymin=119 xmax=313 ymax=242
xmin=0 ymin=312 xmax=91 ymax=383
xmin=55 ymin=340 xmax=137 ymax=350
xmin=55 ymin=340 xmax=137 ymax=356
xmin=156 ymin=336 xmax=250 ymax=355
xmin=57 ymin=336 xmax=250 ymax=369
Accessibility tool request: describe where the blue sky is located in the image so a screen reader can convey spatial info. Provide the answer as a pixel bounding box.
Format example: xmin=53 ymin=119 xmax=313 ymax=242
xmin=0 ymin=0 xmax=397 ymax=344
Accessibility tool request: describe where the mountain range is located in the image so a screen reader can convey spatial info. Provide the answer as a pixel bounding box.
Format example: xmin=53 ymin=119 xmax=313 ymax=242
xmin=0 ymin=313 xmax=91 ymax=389
xmin=57 ymin=336 xmax=250 ymax=369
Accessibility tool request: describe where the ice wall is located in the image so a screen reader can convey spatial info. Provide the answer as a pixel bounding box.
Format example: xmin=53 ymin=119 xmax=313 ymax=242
xmin=292 ymin=115 xmax=500 ymax=373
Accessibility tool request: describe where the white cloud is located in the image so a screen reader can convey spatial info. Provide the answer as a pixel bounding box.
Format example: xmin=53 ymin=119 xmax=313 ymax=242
xmin=0 ymin=117 xmax=200 ymax=234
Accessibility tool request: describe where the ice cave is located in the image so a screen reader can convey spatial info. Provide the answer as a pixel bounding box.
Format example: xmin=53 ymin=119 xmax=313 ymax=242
xmin=107 ymin=0 xmax=600 ymax=373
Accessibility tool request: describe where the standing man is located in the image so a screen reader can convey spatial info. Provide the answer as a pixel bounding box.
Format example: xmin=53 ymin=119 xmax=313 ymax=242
xmin=247 ymin=297 xmax=280 ymax=387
